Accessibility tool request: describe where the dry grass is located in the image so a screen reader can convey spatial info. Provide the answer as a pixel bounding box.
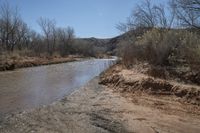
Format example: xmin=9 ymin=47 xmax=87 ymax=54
xmin=120 ymin=29 xmax=200 ymax=67
xmin=0 ymin=52 xmax=81 ymax=71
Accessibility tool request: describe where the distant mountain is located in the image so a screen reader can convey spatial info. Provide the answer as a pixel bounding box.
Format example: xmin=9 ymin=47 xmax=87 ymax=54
xmin=77 ymin=37 xmax=110 ymax=47
xmin=75 ymin=28 xmax=149 ymax=55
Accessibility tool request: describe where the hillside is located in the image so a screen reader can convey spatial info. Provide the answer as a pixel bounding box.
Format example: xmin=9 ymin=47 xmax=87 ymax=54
xmin=75 ymin=28 xmax=148 ymax=55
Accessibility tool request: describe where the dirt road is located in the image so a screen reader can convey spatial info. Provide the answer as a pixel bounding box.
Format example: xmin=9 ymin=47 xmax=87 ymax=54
xmin=0 ymin=77 xmax=200 ymax=133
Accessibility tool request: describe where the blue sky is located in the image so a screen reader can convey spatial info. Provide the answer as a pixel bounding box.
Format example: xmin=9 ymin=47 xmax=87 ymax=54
xmin=4 ymin=0 xmax=167 ymax=38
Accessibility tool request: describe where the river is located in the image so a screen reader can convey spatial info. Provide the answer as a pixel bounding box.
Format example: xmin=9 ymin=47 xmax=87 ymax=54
xmin=0 ymin=58 xmax=116 ymax=117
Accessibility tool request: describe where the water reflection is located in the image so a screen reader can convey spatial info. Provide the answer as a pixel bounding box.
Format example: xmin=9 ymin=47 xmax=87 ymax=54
xmin=0 ymin=59 xmax=116 ymax=116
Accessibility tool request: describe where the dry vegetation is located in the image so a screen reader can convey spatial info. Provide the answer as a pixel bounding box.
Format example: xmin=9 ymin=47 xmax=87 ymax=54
xmin=0 ymin=1 xmax=111 ymax=71
xmin=99 ymin=0 xmax=200 ymax=122
xmin=0 ymin=2 xmax=76 ymax=57
xmin=115 ymin=0 xmax=200 ymax=85
xmin=100 ymin=64 xmax=200 ymax=105
xmin=0 ymin=1 xmax=200 ymax=132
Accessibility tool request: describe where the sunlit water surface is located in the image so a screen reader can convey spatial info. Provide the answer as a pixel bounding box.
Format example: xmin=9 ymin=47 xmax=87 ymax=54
xmin=0 ymin=59 xmax=116 ymax=116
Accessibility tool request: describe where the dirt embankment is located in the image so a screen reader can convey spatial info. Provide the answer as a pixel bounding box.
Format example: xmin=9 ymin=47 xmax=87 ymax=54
xmin=100 ymin=64 xmax=200 ymax=106
xmin=0 ymin=55 xmax=83 ymax=71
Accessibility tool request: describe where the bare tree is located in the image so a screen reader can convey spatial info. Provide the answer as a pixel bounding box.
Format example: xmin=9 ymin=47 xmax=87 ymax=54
xmin=116 ymin=0 xmax=157 ymax=32
xmin=116 ymin=22 xmax=129 ymax=33
xmin=29 ymin=30 xmax=45 ymax=55
xmin=168 ymin=1 xmax=176 ymax=28
xmin=66 ymin=27 xmax=75 ymax=40
xmin=56 ymin=26 xmax=75 ymax=55
xmin=117 ymin=0 xmax=172 ymax=32
xmin=132 ymin=0 xmax=157 ymax=28
xmin=0 ymin=1 xmax=76 ymax=57
xmin=38 ymin=17 xmax=56 ymax=55
xmin=171 ymin=0 xmax=200 ymax=29
xmin=154 ymin=5 xmax=168 ymax=28
xmin=0 ymin=1 xmax=21 ymax=51
xmin=15 ymin=19 xmax=30 ymax=50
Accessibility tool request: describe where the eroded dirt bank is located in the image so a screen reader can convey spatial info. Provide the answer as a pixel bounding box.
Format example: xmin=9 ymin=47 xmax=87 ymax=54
xmin=1 ymin=76 xmax=200 ymax=133
xmin=0 ymin=55 xmax=83 ymax=71
xmin=100 ymin=64 xmax=200 ymax=106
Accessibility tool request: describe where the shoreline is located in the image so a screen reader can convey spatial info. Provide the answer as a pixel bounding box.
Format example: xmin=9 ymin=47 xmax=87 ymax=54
xmin=0 ymin=55 xmax=115 ymax=72
xmin=100 ymin=64 xmax=200 ymax=106
xmin=1 ymin=75 xmax=200 ymax=133
xmin=0 ymin=55 xmax=89 ymax=72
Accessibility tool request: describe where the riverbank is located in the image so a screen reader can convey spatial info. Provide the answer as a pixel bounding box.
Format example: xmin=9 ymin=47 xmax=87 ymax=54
xmin=1 ymin=76 xmax=200 ymax=133
xmin=100 ymin=64 xmax=200 ymax=106
xmin=0 ymin=55 xmax=84 ymax=71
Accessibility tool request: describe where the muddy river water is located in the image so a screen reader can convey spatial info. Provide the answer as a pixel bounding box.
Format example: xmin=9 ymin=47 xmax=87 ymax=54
xmin=0 ymin=59 xmax=116 ymax=116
